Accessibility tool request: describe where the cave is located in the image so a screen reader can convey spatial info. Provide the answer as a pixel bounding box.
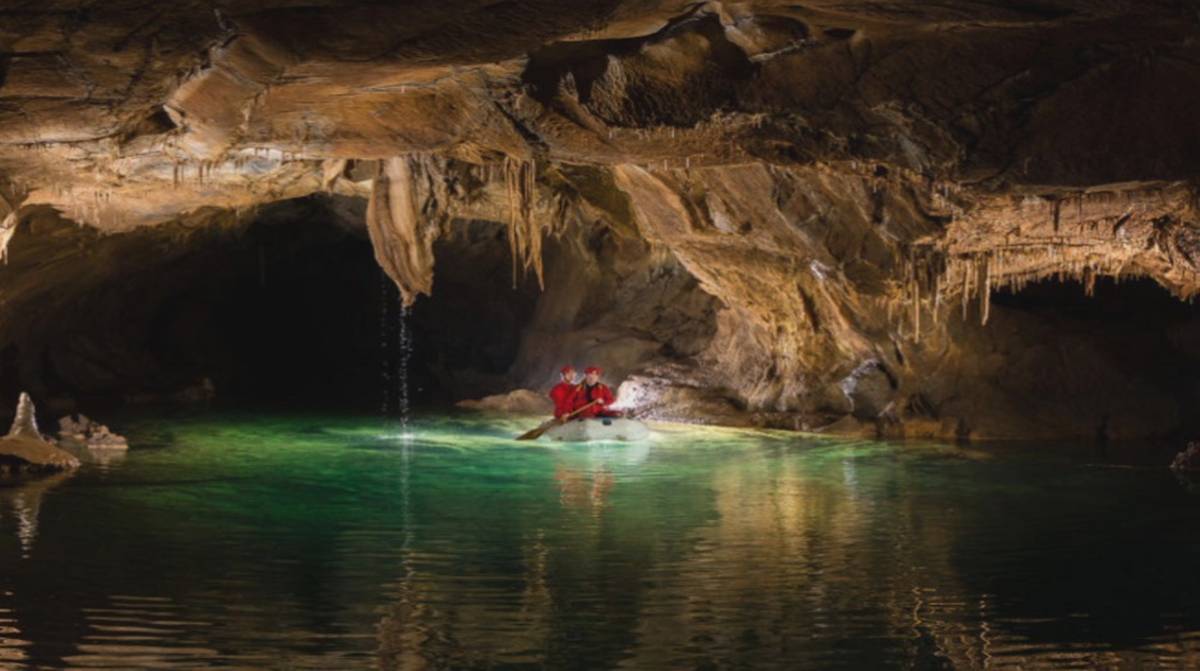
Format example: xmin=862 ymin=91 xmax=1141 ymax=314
xmin=0 ymin=5 xmax=1193 ymax=441
xmin=909 ymin=274 xmax=1200 ymax=441
xmin=0 ymin=190 xmax=719 ymax=421
xmin=0 ymin=198 xmax=547 ymax=415
xmin=0 ymin=1 xmax=1198 ymax=668
xmin=987 ymin=276 xmax=1200 ymax=438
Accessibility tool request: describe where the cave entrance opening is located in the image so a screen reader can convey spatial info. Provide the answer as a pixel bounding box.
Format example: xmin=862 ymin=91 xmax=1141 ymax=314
xmin=0 ymin=197 xmax=542 ymax=419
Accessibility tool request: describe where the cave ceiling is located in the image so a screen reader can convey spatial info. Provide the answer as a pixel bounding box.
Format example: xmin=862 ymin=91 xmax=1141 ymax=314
xmin=0 ymin=0 xmax=1198 ymax=435
xmin=2 ymin=1 xmax=1194 ymax=222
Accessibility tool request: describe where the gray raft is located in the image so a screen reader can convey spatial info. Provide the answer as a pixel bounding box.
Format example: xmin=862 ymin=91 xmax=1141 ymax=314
xmin=542 ymin=417 xmax=650 ymax=442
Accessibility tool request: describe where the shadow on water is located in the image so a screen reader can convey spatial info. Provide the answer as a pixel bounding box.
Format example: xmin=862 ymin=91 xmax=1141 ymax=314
xmin=946 ymin=456 xmax=1200 ymax=646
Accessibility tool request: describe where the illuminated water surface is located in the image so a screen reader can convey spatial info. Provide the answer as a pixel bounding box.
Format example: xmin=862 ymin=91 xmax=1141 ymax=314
xmin=0 ymin=412 xmax=1197 ymax=669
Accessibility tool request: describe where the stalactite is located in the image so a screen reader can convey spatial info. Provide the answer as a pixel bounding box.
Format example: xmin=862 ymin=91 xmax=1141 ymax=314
xmin=365 ymin=155 xmax=441 ymax=306
xmin=504 ymin=158 xmax=520 ymax=286
xmin=932 ymin=272 xmax=942 ymax=320
xmin=979 ymin=254 xmax=992 ymax=325
xmin=911 ymin=252 xmax=921 ymax=342
xmin=0 ymin=210 xmax=18 ymax=263
xmin=503 ymin=157 xmax=546 ymax=290
xmin=961 ymin=256 xmax=972 ymax=320
xmin=322 ymin=158 xmax=347 ymax=192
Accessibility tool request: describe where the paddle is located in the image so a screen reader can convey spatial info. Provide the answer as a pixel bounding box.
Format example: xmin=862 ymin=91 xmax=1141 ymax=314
xmin=516 ymin=400 xmax=600 ymax=441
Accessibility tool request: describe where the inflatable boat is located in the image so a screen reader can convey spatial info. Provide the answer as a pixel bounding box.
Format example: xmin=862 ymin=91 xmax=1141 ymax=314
xmin=542 ymin=417 xmax=650 ymax=442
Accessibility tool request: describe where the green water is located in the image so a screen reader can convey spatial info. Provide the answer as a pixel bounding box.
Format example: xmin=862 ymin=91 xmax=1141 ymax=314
xmin=0 ymin=412 xmax=1198 ymax=669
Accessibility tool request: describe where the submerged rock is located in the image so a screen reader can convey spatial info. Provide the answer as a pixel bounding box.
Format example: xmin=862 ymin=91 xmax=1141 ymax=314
xmin=57 ymin=414 xmax=129 ymax=450
xmin=457 ymin=389 xmax=553 ymax=415
xmin=1170 ymin=442 xmax=1200 ymax=472
xmin=0 ymin=393 xmax=80 ymax=474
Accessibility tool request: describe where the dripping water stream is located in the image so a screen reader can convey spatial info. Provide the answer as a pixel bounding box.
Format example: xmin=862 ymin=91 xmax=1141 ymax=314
xmin=376 ymin=268 xmax=418 ymax=643
xmin=397 ymin=302 xmax=412 ymax=434
xmin=379 ymin=270 xmax=414 ymax=438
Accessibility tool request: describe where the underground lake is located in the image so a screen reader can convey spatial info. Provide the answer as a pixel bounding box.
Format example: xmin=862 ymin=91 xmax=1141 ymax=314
xmin=2 ymin=1 xmax=1200 ymax=668
xmin=0 ymin=413 xmax=1198 ymax=668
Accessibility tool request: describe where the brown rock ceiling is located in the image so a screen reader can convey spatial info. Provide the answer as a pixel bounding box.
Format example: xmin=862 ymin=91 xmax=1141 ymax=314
xmin=1 ymin=0 xmax=1198 ymax=438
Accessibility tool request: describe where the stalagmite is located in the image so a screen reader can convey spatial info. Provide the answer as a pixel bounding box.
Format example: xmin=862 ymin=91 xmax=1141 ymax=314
xmin=365 ymin=156 xmax=441 ymax=305
xmin=7 ymin=392 xmax=40 ymax=439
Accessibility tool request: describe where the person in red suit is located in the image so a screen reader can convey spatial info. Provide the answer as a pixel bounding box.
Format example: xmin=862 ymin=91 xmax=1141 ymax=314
xmin=574 ymin=366 xmax=621 ymax=418
xmin=549 ymin=366 xmax=582 ymax=420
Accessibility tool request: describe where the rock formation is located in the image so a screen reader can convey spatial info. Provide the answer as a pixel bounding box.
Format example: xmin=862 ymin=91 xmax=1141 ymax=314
xmin=0 ymin=394 xmax=81 ymax=473
xmin=0 ymin=1 xmax=1197 ymax=439
xmin=7 ymin=392 xmax=41 ymax=439
xmin=456 ymin=389 xmax=554 ymax=415
xmin=57 ymin=415 xmax=130 ymax=450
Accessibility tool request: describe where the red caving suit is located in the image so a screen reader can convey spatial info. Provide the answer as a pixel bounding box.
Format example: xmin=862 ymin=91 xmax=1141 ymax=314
xmin=549 ymin=382 xmax=582 ymax=419
xmin=575 ymin=383 xmax=617 ymax=418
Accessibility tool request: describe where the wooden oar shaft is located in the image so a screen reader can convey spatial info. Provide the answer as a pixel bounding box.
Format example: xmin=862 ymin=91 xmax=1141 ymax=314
xmin=562 ymin=399 xmax=600 ymax=420
xmin=515 ymin=400 xmax=600 ymax=441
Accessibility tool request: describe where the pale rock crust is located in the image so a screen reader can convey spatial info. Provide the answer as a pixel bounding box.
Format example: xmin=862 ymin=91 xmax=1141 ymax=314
xmin=0 ymin=394 xmax=81 ymax=473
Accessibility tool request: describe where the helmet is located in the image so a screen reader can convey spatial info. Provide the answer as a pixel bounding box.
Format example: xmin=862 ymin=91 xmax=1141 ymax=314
xmin=560 ymin=365 xmax=575 ymax=375
xmin=584 ymin=366 xmax=602 ymax=375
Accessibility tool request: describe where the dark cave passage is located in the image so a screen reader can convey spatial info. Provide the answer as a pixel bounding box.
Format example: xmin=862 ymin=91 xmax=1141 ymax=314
xmin=210 ymin=211 xmax=542 ymax=411
xmin=990 ymin=275 xmax=1200 ymax=324
xmin=0 ymin=198 xmax=543 ymax=418
xmin=964 ymin=275 xmax=1200 ymax=439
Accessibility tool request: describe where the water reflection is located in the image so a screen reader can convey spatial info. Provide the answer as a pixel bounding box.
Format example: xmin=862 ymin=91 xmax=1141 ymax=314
xmin=66 ymin=595 xmax=219 ymax=669
xmin=368 ymin=434 xmax=1200 ymax=669
xmin=0 ymin=415 xmax=1196 ymax=669
xmin=0 ymin=473 xmax=71 ymax=559
xmin=554 ymin=464 xmax=615 ymax=514
xmin=0 ymin=591 xmax=31 ymax=667
xmin=80 ymin=446 xmax=128 ymax=473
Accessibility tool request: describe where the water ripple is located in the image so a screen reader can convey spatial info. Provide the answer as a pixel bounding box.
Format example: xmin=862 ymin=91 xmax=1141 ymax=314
xmin=0 ymin=414 xmax=1194 ymax=668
